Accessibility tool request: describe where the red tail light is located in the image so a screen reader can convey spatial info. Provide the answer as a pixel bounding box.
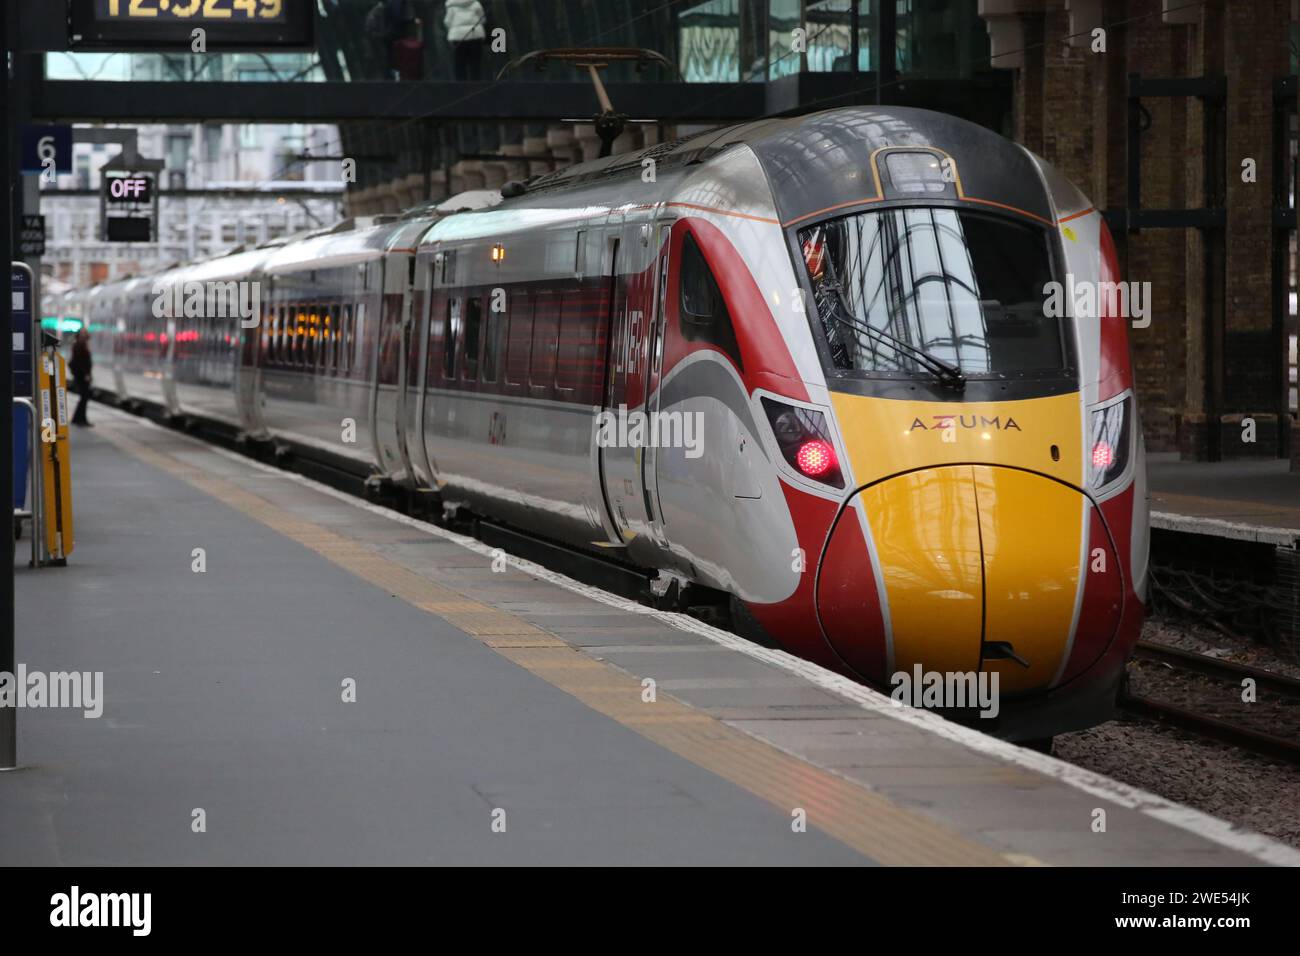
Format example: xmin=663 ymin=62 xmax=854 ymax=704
xmin=796 ymin=440 xmax=835 ymax=477
xmin=1091 ymin=441 xmax=1115 ymax=469
xmin=761 ymin=398 xmax=844 ymax=489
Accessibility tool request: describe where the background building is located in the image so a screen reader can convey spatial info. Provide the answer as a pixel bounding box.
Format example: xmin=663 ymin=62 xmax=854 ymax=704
xmin=978 ymin=0 xmax=1299 ymax=463
xmin=26 ymin=0 xmax=1300 ymax=464
xmin=39 ymin=120 xmax=343 ymax=292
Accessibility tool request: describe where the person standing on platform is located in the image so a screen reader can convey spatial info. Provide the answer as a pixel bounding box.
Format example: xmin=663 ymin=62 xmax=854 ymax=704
xmin=445 ymin=0 xmax=487 ymax=81
xmin=70 ymin=328 xmax=93 ymax=428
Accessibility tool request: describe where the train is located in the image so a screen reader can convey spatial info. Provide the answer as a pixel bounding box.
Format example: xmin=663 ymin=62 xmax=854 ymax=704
xmin=69 ymin=106 xmax=1149 ymax=742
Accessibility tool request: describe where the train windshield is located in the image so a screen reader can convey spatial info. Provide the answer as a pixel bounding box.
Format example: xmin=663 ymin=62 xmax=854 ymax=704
xmin=798 ymin=207 xmax=1064 ymax=378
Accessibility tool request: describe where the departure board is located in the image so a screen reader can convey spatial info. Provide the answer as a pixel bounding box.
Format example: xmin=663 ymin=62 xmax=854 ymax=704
xmin=68 ymin=0 xmax=314 ymax=50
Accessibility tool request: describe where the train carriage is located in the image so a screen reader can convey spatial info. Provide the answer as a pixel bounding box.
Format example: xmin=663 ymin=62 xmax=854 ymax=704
xmin=166 ymin=245 xmax=287 ymax=431
xmin=89 ymin=106 xmax=1149 ymax=740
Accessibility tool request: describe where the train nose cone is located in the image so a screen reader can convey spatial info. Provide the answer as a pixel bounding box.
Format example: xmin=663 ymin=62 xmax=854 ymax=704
xmin=817 ymin=465 xmax=1116 ymax=691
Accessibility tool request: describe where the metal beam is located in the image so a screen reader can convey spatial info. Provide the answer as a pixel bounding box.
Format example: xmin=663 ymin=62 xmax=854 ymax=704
xmin=1104 ymin=208 xmax=1228 ymax=230
xmin=877 ymin=0 xmax=897 ymax=104
xmin=1 ymin=0 xmax=15 ymax=772
xmin=43 ymin=188 xmax=344 ymax=199
xmin=1130 ymin=75 xmax=1227 ymax=99
xmin=33 ymin=80 xmax=766 ymax=124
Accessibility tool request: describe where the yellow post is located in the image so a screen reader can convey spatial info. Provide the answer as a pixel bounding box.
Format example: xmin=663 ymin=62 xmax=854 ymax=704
xmin=36 ymin=343 xmax=74 ymax=564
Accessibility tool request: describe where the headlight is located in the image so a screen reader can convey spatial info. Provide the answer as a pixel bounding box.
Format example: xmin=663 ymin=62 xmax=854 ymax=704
xmin=1088 ymin=396 xmax=1132 ymax=491
xmin=761 ymin=397 xmax=844 ymax=489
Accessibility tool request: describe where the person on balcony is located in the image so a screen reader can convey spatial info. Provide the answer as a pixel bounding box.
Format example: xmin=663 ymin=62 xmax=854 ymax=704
xmin=394 ymin=17 xmax=426 ymax=81
xmin=445 ymin=0 xmax=487 ymax=81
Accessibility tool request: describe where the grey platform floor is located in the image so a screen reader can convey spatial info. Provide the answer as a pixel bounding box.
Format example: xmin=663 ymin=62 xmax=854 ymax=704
xmin=1148 ymin=452 xmax=1300 ymax=543
xmin=1 ymin=407 xmax=1289 ymax=866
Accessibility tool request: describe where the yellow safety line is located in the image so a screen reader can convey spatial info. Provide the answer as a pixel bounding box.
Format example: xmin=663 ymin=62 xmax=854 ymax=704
xmin=97 ymin=422 xmax=1018 ymax=866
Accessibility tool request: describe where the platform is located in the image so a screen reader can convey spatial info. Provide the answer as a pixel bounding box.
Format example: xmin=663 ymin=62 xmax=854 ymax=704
xmin=2 ymin=407 xmax=1296 ymax=866
xmin=1148 ymin=453 xmax=1300 ymax=546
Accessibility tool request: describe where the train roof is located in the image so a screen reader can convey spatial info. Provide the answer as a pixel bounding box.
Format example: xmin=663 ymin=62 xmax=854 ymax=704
xmin=168 ymin=243 xmax=287 ymax=285
xmin=259 ymin=214 xmax=440 ymax=274
xmin=507 ymin=105 xmax=1063 ymax=228
xmin=74 ymin=110 xmax=1077 ymax=302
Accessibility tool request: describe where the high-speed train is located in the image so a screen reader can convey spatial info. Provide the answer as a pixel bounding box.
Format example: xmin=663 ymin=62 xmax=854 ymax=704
xmin=80 ymin=107 xmax=1149 ymax=741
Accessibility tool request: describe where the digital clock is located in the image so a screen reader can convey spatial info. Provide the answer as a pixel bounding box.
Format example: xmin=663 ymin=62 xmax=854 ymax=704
xmin=68 ymin=0 xmax=314 ymax=50
xmin=97 ymin=0 xmax=287 ymax=23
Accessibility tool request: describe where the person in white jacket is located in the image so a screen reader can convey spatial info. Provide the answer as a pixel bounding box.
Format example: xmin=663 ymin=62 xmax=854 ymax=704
xmin=445 ymin=0 xmax=487 ymax=80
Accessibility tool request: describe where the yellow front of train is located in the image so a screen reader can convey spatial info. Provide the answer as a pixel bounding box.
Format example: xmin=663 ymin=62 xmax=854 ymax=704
xmin=781 ymin=137 xmax=1140 ymax=735
xmin=828 ymin=391 xmax=1091 ymax=695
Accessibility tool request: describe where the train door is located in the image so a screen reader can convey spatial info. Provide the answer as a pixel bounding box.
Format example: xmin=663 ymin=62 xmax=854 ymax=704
xmin=640 ymin=217 xmax=673 ymax=548
xmin=598 ymin=211 xmax=661 ymax=544
xmin=235 ymin=273 xmax=267 ymax=437
xmin=392 ymin=255 xmax=420 ymax=487
xmin=112 ymin=310 xmax=127 ymax=397
xmin=409 ymin=255 xmax=437 ymax=490
xmin=365 ymin=260 xmax=387 ymax=473
xmin=371 ymin=255 xmax=414 ymax=481
xmin=160 ymin=309 xmax=180 ymax=415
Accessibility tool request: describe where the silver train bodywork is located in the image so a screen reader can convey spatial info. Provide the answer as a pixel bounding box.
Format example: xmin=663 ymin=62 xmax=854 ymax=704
xmin=80 ymin=107 xmax=1149 ymax=741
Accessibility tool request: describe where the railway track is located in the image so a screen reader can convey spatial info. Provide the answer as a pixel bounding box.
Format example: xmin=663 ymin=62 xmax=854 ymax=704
xmin=1119 ymin=641 xmax=1300 ymax=766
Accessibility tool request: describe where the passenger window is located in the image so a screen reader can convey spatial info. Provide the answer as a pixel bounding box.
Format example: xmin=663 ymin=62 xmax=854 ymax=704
xmin=443 ymin=299 xmax=460 ymax=380
xmin=283 ymin=309 xmax=293 ymax=366
xmin=333 ymin=305 xmax=343 ymax=374
xmin=304 ymin=306 xmax=314 ymax=369
xmin=340 ymin=305 xmax=352 ymax=374
xmin=481 ymin=293 xmax=507 ymax=383
xmin=353 ymin=302 xmax=365 ymax=374
xmin=298 ymin=309 xmax=308 ymax=368
xmin=322 ymin=306 xmax=331 ymax=372
xmin=306 ymin=308 xmax=316 ymax=369
xmin=679 ymin=233 xmax=743 ymax=371
xmin=462 ymin=296 xmax=482 ymax=380
xmin=530 ymin=292 xmax=557 ymax=390
xmin=504 ymin=293 xmax=531 ymax=386
xmin=555 ymin=294 xmax=578 ymax=392
xmin=315 ymin=307 xmax=325 ymax=371
xmin=262 ymin=307 xmax=274 ymax=361
xmin=322 ymin=306 xmax=333 ymax=373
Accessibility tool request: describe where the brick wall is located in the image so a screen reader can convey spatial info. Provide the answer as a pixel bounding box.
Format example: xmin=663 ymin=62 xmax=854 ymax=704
xmin=1003 ymin=0 xmax=1293 ymax=460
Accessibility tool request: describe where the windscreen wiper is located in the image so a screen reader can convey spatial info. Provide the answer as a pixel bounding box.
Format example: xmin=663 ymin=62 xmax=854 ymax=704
xmin=818 ymin=283 xmax=967 ymax=391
